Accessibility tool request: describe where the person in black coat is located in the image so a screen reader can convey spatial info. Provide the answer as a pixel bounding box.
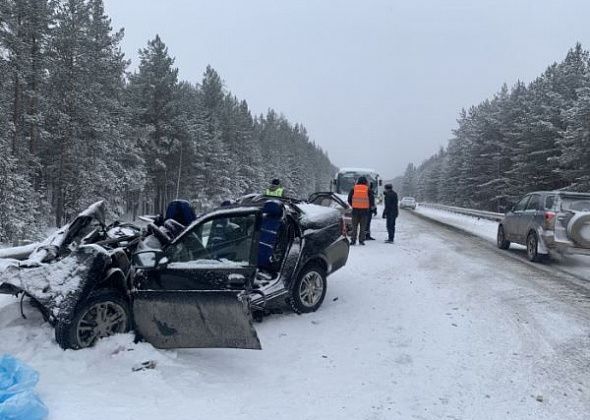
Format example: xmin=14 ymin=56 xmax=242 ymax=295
xmin=365 ymin=182 xmax=378 ymax=240
xmin=382 ymin=184 xmax=398 ymax=243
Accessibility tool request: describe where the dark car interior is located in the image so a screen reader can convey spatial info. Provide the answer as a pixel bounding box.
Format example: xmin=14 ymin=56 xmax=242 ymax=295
xmin=166 ymin=213 xmax=258 ymax=264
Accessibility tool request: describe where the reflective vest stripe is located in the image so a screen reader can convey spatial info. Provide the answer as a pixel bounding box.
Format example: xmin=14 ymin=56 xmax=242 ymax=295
xmin=352 ymin=184 xmax=369 ymax=209
xmin=265 ymin=187 xmax=284 ymax=197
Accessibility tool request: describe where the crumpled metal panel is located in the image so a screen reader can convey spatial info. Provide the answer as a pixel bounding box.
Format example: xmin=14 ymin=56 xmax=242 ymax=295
xmin=0 ymin=246 xmax=110 ymax=322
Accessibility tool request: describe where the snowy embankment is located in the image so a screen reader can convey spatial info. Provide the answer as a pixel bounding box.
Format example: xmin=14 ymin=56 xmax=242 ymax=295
xmin=1 ymin=214 xmax=590 ymax=419
xmin=413 ymin=205 xmax=590 ymax=282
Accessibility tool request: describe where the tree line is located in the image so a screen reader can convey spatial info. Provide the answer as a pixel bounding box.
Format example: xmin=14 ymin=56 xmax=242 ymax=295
xmin=0 ymin=0 xmax=336 ymax=242
xmin=399 ymin=43 xmax=590 ymax=211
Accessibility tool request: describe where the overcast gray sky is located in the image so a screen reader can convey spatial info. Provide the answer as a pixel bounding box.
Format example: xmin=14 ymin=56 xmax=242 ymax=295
xmin=104 ymin=0 xmax=590 ymax=179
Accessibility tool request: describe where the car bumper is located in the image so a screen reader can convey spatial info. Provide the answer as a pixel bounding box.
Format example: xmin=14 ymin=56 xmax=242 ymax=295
xmin=541 ymin=233 xmax=590 ymax=256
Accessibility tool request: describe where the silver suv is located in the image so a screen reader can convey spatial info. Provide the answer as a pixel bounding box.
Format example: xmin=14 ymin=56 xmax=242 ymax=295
xmin=497 ymin=191 xmax=590 ymax=262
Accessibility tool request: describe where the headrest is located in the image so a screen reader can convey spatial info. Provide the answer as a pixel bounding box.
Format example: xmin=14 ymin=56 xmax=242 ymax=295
xmin=165 ymin=200 xmax=196 ymax=226
xmin=262 ymin=200 xmax=284 ymax=217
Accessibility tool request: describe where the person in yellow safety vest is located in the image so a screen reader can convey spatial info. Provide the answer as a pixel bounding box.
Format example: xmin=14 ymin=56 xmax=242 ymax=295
xmin=347 ymin=176 xmax=375 ymax=246
xmin=265 ymin=178 xmax=285 ymax=197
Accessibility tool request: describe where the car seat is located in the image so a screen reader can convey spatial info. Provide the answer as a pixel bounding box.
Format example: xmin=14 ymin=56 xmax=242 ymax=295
xmin=165 ymin=200 xmax=196 ymax=226
xmin=257 ymin=200 xmax=284 ymax=271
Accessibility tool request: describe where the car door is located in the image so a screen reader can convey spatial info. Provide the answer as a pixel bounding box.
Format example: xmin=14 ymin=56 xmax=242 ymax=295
xmin=308 ymin=192 xmax=351 ymax=232
xmin=132 ymin=209 xmax=262 ymax=350
xmin=308 ymin=192 xmax=350 ymax=213
xmin=521 ymin=194 xmax=542 ymax=237
xmin=504 ymin=195 xmax=530 ymax=243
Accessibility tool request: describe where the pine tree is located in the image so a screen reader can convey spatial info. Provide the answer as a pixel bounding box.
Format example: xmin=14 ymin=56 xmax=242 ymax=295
xmin=127 ymin=34 xmax=179 ymax=213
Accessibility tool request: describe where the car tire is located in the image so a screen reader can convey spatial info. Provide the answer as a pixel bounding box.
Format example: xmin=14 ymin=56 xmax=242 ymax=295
xmin=288 ymin=264 xmax=327 ymax=314
xmin=526 ymin=231 xmax=542 ymax=262
xmin=497 ymin=225 xmax=510 ymax=250
xmin=55 ymin=288 xmax=132 ymax=350
xmin=567 ymin=212 xmax=590 ymax=248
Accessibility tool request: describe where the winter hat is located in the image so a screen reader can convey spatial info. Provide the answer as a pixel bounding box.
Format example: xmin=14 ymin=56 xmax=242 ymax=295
xmin=357 ymin=176 xmax=368 ymax=185
xmin=385 ymin=184 xmax=393 ymax=190
xmin=271 ymin=179 xmax=281 ymax=186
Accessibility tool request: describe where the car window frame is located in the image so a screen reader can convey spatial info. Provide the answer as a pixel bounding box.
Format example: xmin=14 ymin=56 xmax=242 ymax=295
xmin=512 ymin=195 xmax=531 ymax=212
xmin=544 ymin=194 xmax=557 ymax=211
xmin=525 ymin=194 xmax=541 ymax=212
xmin=165 ymin=209 xmax=261 ymax=267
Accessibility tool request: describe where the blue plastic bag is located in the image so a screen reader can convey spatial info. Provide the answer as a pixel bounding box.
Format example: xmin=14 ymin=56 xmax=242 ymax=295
xmin=0 ymin=354 xmax=48 ymax=420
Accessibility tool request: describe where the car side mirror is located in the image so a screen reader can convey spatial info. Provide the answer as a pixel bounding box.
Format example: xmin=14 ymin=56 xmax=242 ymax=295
xmin=133 ymin=250 xmax=163 ymax=269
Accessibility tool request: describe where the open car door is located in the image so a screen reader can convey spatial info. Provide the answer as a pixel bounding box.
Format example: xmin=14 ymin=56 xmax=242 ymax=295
xmin=308 ymin=192 xmax=350 ymax=210
xmin=133 ymin=290 xmax=260 ymax=349
xmin=309 ymin=192 xmax=352 ymax=235
xmin=132 ymin=208 xmax=262 ymax=350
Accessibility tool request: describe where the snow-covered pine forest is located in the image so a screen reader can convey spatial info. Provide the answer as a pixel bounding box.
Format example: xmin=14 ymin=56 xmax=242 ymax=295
xmin=398 ymin=43 xmax=590 ymax=211
xmin=0 ymin=0 xmax=336 ymax=243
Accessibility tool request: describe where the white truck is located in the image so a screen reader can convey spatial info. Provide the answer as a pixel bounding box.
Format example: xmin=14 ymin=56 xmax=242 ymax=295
xmin=331 ymin=168 xmax=383 ymax=203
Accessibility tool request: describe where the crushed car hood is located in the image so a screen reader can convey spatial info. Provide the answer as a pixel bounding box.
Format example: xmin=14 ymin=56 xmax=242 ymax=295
xmin=0 ymin=201 xmax=107 ymax=266
xmin=0 ymin=245 xmax=110 ymax=322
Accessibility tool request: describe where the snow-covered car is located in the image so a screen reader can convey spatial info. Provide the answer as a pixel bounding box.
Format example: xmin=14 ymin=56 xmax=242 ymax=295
xmin=497 ymin=191 xmax=590 ymax=261
xmin=399 ymin=197 xmax=417 ymax=210
xmin=0 ymin=197 xmax=349 ymax=350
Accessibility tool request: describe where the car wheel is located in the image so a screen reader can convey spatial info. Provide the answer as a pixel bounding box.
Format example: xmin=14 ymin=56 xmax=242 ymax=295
xmin=526 ymin=231 xmax=542 ymax=262
xmin=289 ymin=264 xmax=327 ymax=314
xmin=497 ymin=225 xmax=510 ymax=250
xmin=55 ymin=289 xmax=131 ymax=350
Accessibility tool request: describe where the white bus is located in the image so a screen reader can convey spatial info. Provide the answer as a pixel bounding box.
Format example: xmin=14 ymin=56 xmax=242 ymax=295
xmin=331 ymin=168 xmax=383 ymax=203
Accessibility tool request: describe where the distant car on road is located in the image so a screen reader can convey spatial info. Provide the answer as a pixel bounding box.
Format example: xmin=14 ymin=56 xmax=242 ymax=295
xmin=497 ymin=191 xmax=590 ymax=262
xmin=399 ymin=197 xmax=417 ymax=210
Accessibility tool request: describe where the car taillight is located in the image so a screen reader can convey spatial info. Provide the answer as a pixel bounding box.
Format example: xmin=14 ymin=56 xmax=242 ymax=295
xmin=544 ymin=211 xmax=556 ymax=230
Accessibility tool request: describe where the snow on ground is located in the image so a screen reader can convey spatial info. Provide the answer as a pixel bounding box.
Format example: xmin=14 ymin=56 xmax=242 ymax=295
xmin=1 ymin=213 xmax=590 ymax=419
xmin=414 ymin=206 xmax=499 ymax=241
xmin=415 ymin=205 xmax=590 ymax=282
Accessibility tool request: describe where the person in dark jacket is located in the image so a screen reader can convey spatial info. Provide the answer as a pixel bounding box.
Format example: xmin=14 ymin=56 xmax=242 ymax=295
xmin=347 ymin=176 xmax=375 ymax=245
xmin=382 ymin=184 xmax=398 ymax=243
xmin=365 ymin=182 xmax=378 ymax=240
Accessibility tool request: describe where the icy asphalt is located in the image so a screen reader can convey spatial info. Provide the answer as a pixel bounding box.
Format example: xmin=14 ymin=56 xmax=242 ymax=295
xmin=1 ymin=211 xmax=589 ymax=420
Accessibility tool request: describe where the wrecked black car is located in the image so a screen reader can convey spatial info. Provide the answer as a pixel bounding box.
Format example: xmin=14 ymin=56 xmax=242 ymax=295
xmin=0 ymin=196 xmax=349 ymax=351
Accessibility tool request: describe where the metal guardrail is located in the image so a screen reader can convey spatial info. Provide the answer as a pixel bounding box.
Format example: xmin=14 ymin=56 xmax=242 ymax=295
xmin=418 ymin=202 xmax=504 ymax=222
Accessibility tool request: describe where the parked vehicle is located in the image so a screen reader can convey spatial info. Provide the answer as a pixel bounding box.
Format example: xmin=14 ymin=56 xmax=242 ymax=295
xmin=0 ymin=196 xmax=350 ymax=350
xmin=497 ymin=191 xmax=590 ymax=262
xmin=399 ymin=197 xmax=417 ymax=210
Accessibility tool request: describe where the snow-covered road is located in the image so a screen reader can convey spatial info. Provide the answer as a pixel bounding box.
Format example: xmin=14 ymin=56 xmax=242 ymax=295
xmin=414 ymin=205 xmax=590 ymax=284
xmin=1 ymin=212 xmax=590 ymax=419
